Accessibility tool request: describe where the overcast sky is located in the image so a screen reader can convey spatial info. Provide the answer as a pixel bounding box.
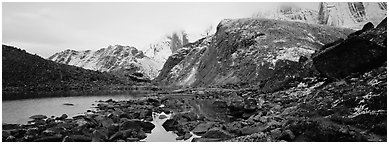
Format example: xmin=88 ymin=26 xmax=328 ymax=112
xmin=3 ymin=2 xmax=319 ymax=58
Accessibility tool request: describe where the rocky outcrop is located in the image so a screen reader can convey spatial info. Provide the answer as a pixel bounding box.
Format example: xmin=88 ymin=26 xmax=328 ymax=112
xmin=312 ymin=18 xmax=387 ymax=79
xmin=48 ymin=45 xmax=161 ymax=80
xmin=155 ymin=18 xmax=353 ymax=90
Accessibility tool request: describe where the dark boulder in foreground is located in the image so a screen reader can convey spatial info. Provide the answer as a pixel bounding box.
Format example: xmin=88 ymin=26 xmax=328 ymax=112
xmin=313 ymin=18 xmax=387 ymax=79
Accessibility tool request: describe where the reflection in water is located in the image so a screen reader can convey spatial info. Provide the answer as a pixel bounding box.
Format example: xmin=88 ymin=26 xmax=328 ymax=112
xmin=2 ymin=95 xmax=135 ymax=124
xmin=145 ymin=112 xmax=201 ymax=142
xmin=2 ymin=95 xmax=199 ymax=142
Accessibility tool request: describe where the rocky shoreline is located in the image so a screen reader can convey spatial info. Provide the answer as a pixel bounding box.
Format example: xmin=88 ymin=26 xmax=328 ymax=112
xmin=3 ymin=65 xmax=387 ymax=142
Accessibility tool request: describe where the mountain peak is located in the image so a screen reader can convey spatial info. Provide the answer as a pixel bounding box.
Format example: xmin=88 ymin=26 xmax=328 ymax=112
xmin=48 ymin=45 xmax=161 ymax=79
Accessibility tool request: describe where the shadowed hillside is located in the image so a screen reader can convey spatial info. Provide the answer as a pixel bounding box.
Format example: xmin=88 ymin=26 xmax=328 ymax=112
xmin=2 ymin=45 xmax=128 ymax=99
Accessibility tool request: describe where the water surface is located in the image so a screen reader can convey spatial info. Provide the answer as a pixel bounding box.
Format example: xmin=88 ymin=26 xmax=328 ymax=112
xmin=2 ymin=95 xmax=197 ymax=142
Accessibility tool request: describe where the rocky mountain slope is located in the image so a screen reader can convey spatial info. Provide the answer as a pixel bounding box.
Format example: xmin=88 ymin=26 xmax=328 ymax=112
xmin=157 ymin=17 xmax=387 ymax=142
xmin=48 ymin=45 xmax=161 ymax=80
xmin=3 ymin=45 xmax=125 ymax=99
xmin=155 ymin=18 xmax=354 ymax=90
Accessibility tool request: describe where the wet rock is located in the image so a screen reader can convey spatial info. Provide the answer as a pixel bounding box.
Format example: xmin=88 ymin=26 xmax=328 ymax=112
xmin=58 ymin=114 xmax=68 ymax=120
xmin=202 ymin=127 xmax=235 ymax=139
xmin=29 ymin=115 xmax=47 ymax=120
xmin=192 ymin=122 xmax=215 ymax=135
xmin=183 ymin=132 xmax=193 ymax=140
xmin=120 ymin=120 xmax=142 ymax=131
xmin=126 ymin=137 xmax=140 ymax=142
xmin=162 ymin=119 xmax=178 ymax=131
xmin=158 ymin=114 xmax=168 ymax=119
xmin=63 ymin=103 xmax=74 ymax=106
xmin=145 ymin=116 xmax=153 ymax=122
xmin=191 ymin=137 xmax=221 ymax=142
xmin=120 ymin=120 xmax=155 ymax=133
xmin=138 ymin=121 xmax=155 ymax=133
xmin=176 ymin=135 xmax=184 ymax=140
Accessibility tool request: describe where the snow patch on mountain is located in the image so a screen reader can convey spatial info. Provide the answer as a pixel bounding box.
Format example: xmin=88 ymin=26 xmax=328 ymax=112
xmin=48 ymin=45 xmax=161 ymax=79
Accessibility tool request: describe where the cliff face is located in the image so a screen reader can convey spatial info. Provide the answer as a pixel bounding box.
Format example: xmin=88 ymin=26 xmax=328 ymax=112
xmin=155 ymin=18 xmax=354 ymax=89
xmin=318 ymin=2 xmax=387 ymax=29
xmin=48 ymin=45 xmax=161 ymax=80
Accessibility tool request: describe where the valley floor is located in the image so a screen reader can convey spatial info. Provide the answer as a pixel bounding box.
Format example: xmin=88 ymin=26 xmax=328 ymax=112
xmin=2 ymin=62 xmax=386 ymax=142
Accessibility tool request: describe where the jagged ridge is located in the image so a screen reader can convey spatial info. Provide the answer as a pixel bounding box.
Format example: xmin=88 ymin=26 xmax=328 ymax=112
xmin=48 ymin=45 xmax=162 ymax=80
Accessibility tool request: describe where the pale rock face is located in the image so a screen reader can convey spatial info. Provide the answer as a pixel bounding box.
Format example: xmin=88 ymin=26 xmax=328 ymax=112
xmin=48 ymin=45 xmax=161 ymax=80
xmin=143 ymin=38 xmax=172 ymax=67
xmin=318 ymin=2 xmax=387 ymax=29
xmin=254 ymin=2 xmax=386 ymax=29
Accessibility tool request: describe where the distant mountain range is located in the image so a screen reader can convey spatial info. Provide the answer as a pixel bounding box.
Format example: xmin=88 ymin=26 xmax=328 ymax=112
xmin=48 ymin=45 xmax=161 ymax=80
xmin=47 ymin=2 xmax=386 ymax=83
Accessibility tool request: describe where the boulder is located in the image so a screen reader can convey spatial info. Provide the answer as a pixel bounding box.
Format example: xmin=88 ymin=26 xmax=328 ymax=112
xmin=202 ymin=127 xmax=235 ymax=139
xmin=192 ymin=122 xmax=215 ymax=135
xmin=313 ymin=18 xmax=387 ymax=79
xmin=126 ymin=137 xmax=140 ymax=142
xmin=120 ymin=120 xmax=155 ymax=133
xmin=162 ymin=119 xmax=178 ymax=131
xmin=29 ymin=115 xmax=47 ymax=120
xmin=239 ymin=126 xmax=258 ymax=135
xmin=158 ymin=114 xmax=168 ymax=119
xmin=279 ymin=129 xmax=295 ymax=141
xmin=176 ymin=135 xmax=184 ymax=140
xmin=183 ymin=132 xmax=193 ymax=140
